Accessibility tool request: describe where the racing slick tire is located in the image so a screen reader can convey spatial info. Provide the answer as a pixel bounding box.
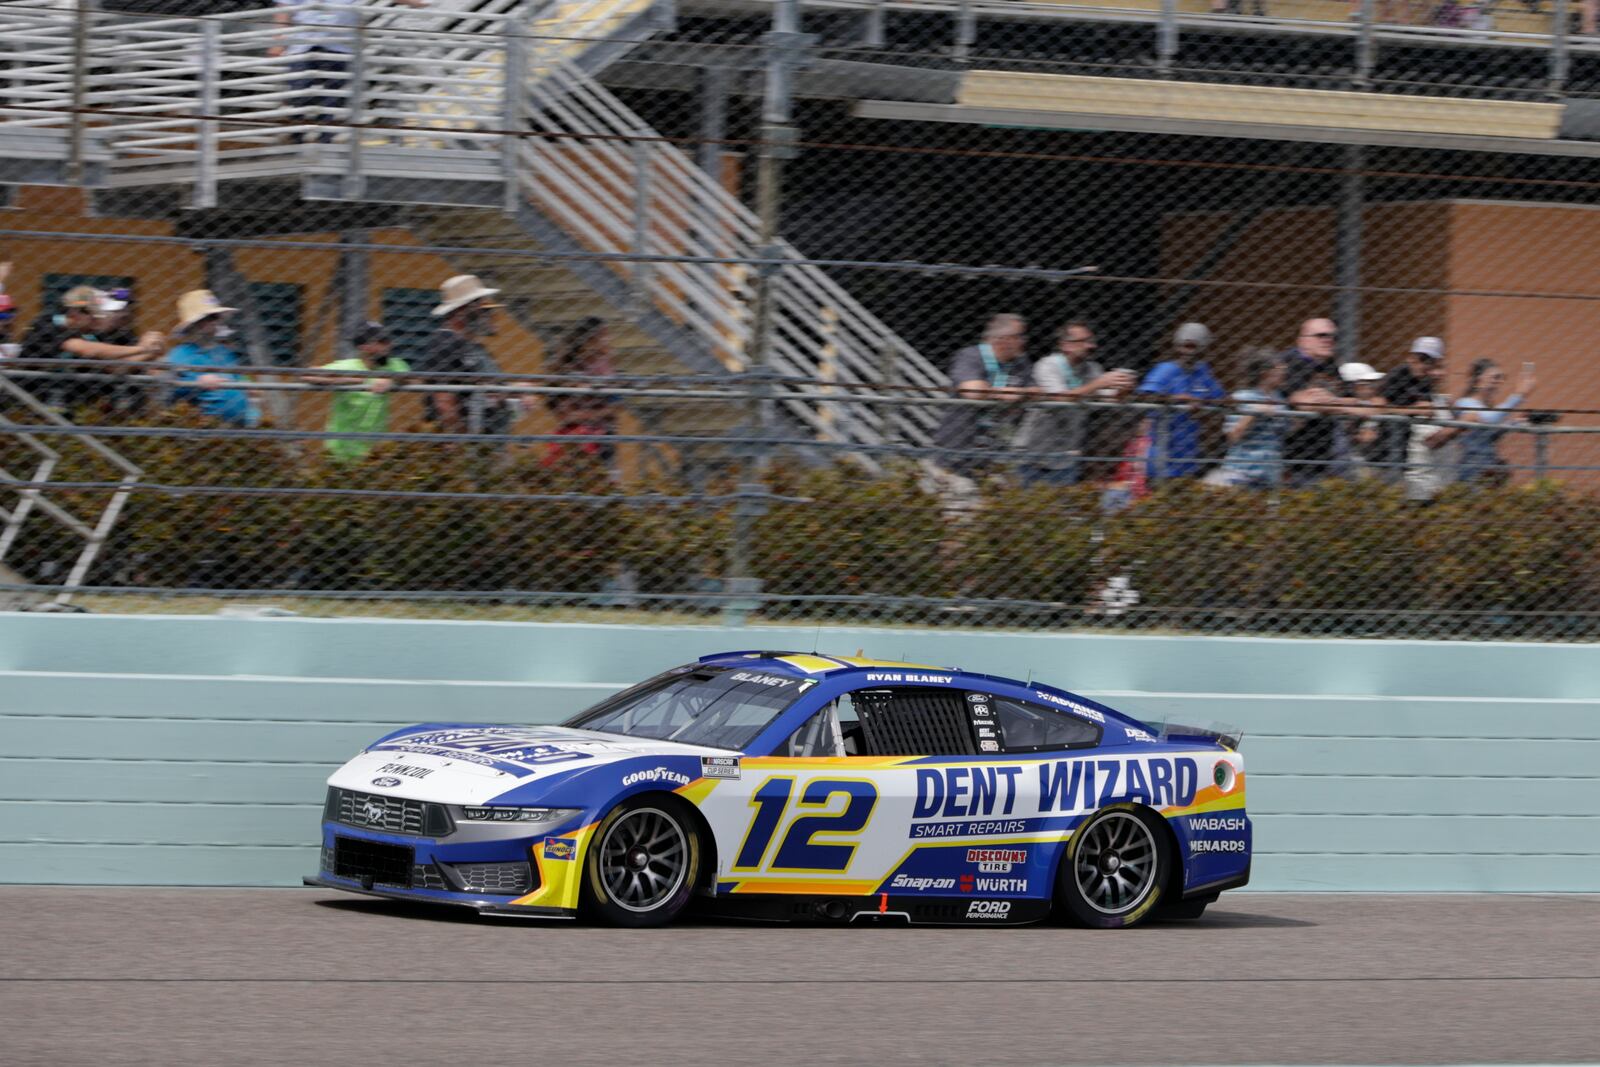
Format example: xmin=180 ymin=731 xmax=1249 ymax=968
xmin=1056 ymin=805 xmax=1171 ymax=929
xmin=583 ymin=795 xmax=703 ymax=927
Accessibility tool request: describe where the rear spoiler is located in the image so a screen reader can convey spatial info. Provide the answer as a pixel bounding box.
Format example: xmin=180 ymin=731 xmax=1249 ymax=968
xmin=1158 ymin=721 xmax=1244 ymax=750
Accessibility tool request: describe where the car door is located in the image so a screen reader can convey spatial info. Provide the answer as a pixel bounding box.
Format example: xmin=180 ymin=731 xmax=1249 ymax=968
xmin=694 ymin=684 xmax=984 ymax=895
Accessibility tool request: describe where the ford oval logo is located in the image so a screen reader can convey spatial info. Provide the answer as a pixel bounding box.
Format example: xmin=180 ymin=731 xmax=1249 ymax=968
xmin=370 ymin=776 xmax=402 ymax=788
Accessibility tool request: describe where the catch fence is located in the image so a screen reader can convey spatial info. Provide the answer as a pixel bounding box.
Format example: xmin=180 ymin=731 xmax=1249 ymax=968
xmin=2 ymin=1 xmax=1600 ymax=637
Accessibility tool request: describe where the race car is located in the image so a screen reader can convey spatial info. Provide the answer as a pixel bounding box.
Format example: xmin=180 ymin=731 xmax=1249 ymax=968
xmin=305 ymin=651 xmax=1249 ymax=927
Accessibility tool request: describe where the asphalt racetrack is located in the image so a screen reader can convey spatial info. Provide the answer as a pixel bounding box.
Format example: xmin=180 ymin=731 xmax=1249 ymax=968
xmin=3 ymin=889 xmax=1597 ymax=1066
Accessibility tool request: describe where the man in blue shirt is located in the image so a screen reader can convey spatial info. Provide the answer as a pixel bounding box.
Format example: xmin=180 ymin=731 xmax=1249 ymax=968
xmin=1138 ymin=321 xmax=1226 ymax=480
xmin=165 ymin=290 xmax=259 ymax=427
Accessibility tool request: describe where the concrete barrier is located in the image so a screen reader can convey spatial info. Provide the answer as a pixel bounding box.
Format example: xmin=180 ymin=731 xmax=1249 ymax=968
xmin=4 ymin=613 xmax=1598 ymax=891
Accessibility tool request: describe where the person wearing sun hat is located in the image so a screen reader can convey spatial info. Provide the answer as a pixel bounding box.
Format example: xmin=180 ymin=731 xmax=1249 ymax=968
xmin=17 ymin=284 xmax=165 ymax=412
xmin=417 ymin=274 xmax=517 ymax=435
xmin=164 ymin=289 xmax=259 ymax=427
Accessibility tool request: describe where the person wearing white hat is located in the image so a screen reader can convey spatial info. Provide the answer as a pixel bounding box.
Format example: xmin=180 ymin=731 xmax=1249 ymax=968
xmin=164 ymin=290 xmax=259 ymax=427
xmin=1338 ymin=362 xmax=1388 ymax=479
xmin=1376 ymin=336 xmax=1447 ymax=482
xmin=418 ymin=275 xmax=514 ymax=434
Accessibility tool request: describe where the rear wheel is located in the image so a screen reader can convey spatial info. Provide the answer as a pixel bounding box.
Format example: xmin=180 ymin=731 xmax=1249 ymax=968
xmin=583 ymin=797 xmax=701 ymax=927
xmin=1056 ymin=806 xmax=1169 ymax=929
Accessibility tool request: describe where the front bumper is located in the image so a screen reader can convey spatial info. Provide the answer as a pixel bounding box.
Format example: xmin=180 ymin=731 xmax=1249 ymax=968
xmin=302 ymin=872 xmax=576 ymax=919
xmin=313 ymin=818 xmax=589 ymax=914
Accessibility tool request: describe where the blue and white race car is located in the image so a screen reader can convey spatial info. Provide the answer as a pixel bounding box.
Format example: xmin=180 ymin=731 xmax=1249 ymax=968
xmin=306 ymin=651 xmax=1250 ymax=927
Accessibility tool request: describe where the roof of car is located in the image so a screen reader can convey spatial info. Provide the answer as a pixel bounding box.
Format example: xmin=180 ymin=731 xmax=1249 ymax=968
xmin=698 ymin=650 xmax=956 ymax=677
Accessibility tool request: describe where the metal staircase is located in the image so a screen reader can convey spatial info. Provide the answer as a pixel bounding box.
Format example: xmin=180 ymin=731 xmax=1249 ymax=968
xmin=0 ymin=0 xmax=946 ymax=452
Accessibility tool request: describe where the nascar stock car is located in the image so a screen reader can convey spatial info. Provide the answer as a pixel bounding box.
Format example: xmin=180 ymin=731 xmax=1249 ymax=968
xmin=307 ymin=651 xmax=1249 ymax=928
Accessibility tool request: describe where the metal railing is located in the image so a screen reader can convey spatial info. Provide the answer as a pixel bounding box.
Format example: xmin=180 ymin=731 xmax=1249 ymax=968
xmin=4 ymin=359 xmax=1600 ymax=635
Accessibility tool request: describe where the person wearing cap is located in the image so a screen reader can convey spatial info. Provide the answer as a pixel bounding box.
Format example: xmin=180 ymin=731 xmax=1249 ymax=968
xmin=303 ymin=321 xmax=409 ymax=463
xmin=18 ymin=285 xmax=165 ymax=412
xmin=164 ymin=290 xmax=259 ymax=428
xmin=416 ymin=274 xmax=517 ymax=436
xmin=1337 ymin=362 xmax=1388 ymax=480
xmin=1136 ymin=322 xmax=1226 ymax=480
xmin=94 ymin=288 xmax=152 ymax=416
xmin=1376 ymin=337 xmax=1446 ymax=482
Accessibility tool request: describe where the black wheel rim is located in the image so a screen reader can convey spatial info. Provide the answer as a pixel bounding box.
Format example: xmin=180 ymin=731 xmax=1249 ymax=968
xmin=1074 ymin=811 xmax=1158 ymax=916
xmin=598 ymin=807 xmax=688 ymax=914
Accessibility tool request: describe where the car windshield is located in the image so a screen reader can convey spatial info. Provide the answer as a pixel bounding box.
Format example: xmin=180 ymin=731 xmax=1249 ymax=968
xmin=562 ymin=666 xmax=804 ymax=751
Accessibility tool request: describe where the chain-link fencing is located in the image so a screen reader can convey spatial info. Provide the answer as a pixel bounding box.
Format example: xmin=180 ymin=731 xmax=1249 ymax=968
xmin=3 ymin=0 xmax=1600 ymax=637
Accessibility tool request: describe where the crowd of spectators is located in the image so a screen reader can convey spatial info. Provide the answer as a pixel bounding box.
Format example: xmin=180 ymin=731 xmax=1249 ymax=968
xmin=0 ymin=266 xmax=621 ymax=470
xmin=925 ymin=312 xmax=1543 ymax=508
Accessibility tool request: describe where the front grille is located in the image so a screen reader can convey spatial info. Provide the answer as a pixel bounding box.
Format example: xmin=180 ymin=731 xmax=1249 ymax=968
xmin=412 ymin=864 xmax=449 ymax=891
xmin=334 ymin=836 xmax=415 ymax=887
xmin=326 ymin=788 xmax=451 ymax=837
xmin=449 ymin=861 xmax=534 ymax=895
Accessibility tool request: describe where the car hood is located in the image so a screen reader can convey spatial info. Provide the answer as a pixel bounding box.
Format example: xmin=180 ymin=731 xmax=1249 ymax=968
xmin=327 ymin=723 xmax=731 ymax=806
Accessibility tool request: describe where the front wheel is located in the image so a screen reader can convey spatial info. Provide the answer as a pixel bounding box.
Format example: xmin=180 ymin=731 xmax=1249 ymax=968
xmin=1056 ymin=806 xmax=1170 ymax=928
xmin=583 ymin=797 xmax=702 ymax=927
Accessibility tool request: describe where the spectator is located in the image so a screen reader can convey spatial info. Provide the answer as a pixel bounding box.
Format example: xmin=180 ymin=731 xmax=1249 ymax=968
xmin=927 ymin=313 xmax=1035 ymax=492
xmin=0 ymin=261 xmax=14 ymax=358
xmin=1014 ymin=321 xmax=1134 ymax=487
xmin=18 ymin=286 xmax=164 ymax=412
xmin=303 ymin=320 xmax=407 ymax=463
xmin=1378 ymin=336 xmax=1444 ymax=481
xmin=0 ymin=296 xmax=16 ymax=360
xmin=269 ymin=0 xmax=429 ymax=144
xmin=95 ymin=288 xmax=151 ymax=416
xmin=418 ymin=274 xmax=517 ymax=436
xmin=1205 ymin=351 xmax=1288 ymax=489
xmin=1137 ymin=321 xmax=1226 ymax=480
xmin=1280 ymin=316 xmax=1355 ymax=486
xmin=1337 ymin=362 xmax=1388 ymax=479
xmin=542 ymin=316 xmax=620 ymax=473
xmin=165 ymin=290 xmax=259 ymax=427
xmin=1455 ymin=358 xmax=1536 ymax=486
xmin=1404 ymin=357 xmax=1463 ymax=504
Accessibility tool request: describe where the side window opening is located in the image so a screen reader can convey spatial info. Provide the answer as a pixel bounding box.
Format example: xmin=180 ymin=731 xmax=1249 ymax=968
xmin=989 ymin=696 xmax=1101 ymax=751
xmin=784 ymin=695 xmax=860 ymax=757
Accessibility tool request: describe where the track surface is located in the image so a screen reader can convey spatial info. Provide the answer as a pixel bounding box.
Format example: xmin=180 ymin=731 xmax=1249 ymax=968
xmin=3 ymin=889 xmax=1598 ymax=1066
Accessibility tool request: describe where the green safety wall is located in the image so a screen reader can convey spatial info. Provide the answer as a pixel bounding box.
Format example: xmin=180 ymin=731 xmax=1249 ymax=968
xmin=3 ymin=613 xmax=1598 ymax=891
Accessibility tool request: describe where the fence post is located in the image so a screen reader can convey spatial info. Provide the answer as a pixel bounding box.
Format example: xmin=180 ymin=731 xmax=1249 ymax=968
xmin=69 ymin=0 xmax=90 ymax=187
xmin=1354 ymin=0 xmax=1376 ymax=89
xmin=725 ymin=0 xmax=808 ymax=625
xmin=1157 ymin=0 xmax=1179 ymax=77
xmin=194 ymin=17 xmax=220 ymax=210
xmin=1549 ymin=0 xmax=1571 ymax=97
xmin=501 ymin=9 xmax=527 ymax=216
xmin=953 ymin=0 xmax=975 ymax=64
xmin=343 ymin=14 xmax=368 ymax=200
xmin=1336 ymin=143 xmax=1364 ymax=362
xmin=1534 ymin=429 xmax=1550 ymax=481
